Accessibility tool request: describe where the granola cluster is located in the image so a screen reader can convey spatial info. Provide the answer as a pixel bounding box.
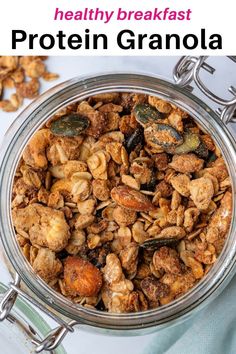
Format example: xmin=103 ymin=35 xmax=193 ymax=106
xmin=0 ymin=56 xmax=58 ymax=112
xmin=11 ymin=92 xmax=232 ymax=313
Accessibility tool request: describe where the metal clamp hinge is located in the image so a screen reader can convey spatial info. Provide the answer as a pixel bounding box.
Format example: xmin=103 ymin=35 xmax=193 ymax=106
xmin=0 ymin=274 xmax=78 ymax=352
xmin=173 ymin=56 xmax=236 ymax=124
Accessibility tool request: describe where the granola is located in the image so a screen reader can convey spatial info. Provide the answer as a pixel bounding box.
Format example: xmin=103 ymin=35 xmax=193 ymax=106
xmin=11 ymin=92 xmax=232 ymax=313
xmin=0 ymin=56 xmax=58 ymax=112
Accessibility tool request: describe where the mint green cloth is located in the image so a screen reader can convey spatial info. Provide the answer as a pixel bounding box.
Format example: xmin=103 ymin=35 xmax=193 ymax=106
xmin=146 ymin=277 xmax=236 ymax=354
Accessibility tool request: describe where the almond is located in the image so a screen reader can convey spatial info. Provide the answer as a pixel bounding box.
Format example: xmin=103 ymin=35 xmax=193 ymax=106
xmin=64 ymin=256 xmax=102 ymax=296
xmin=111 ymin=186 xmax=155 ymax=211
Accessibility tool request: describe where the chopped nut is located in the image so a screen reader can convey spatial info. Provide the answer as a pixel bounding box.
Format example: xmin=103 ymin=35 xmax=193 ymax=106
xmin=103 ymin=112 xmax=120 ymax=132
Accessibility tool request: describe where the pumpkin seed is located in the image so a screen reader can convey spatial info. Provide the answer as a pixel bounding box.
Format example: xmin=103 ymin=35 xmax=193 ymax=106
xmin=140 ymin=237 xmax=180 ymax=251
xmin=125 ymin=126 xmax=144 ymax=153
xmin=50 ymin=114 xmax=90 ymax=137
xmin=195 ymin=140 xmax=209 ymax=158
xmin=144 ymin=123 xmax=183 ymax=150
xmin=134 ymin=103 xmax=163 ymax=126
xmin=174 ymin=132 xmax=201 ymax=154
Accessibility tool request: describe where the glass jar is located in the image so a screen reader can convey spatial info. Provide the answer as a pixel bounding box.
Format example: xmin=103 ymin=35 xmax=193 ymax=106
xmin=0 ymin=70 xmax=236 ymax=350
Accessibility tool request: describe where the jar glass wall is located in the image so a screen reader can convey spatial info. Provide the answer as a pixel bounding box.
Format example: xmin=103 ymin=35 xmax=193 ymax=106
xmin=0 ymin=74 xmax=236 ymax=334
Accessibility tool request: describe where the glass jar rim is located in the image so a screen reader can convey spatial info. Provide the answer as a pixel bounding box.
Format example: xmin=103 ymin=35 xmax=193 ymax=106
xmin=0 ymin=73 xmax=236 ymax=330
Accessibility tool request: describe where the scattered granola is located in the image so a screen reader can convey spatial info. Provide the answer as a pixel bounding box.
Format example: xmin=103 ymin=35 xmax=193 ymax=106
xmin=0 ymin=56 xmax=58 ymax=112
xmin=11 ymin=92 xmax=232 ymax=313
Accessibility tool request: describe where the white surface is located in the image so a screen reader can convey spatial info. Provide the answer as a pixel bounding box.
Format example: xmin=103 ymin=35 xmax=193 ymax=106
xmin=0 ymin=56 xmax=236 ymax=354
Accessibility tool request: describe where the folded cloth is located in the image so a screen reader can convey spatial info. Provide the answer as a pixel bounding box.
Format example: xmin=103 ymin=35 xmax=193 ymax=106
xmin=146 ymin=275 xmax=236 ymax=354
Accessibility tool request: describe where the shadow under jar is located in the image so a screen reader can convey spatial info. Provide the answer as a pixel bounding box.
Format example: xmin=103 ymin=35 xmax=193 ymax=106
xmin=0 ymin=73 xmax=236 ymax=351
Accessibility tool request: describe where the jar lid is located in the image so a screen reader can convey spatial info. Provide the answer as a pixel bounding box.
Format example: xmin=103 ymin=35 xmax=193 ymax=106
xmin=0 ymin=283 xmax=66 ymax=354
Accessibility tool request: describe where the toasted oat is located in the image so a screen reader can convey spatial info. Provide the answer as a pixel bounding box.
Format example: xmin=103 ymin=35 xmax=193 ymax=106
xmin=170 ymin=174 xmax=190 ymax=197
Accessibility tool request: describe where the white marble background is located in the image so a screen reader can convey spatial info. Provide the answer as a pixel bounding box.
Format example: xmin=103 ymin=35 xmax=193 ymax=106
xmin=0 ymin=56 xmax=236 ymax=354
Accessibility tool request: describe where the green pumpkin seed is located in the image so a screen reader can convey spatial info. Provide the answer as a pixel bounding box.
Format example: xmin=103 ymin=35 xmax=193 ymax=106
xmin=144 ymin=123 xmax=183 ymax=150
xmin=134 ymin=104 xmax=163 ymax=127
xmin=140 ymin=237 xmax=180 ymax=251
xmin=195 ymin=140 xmax=209 ymax=158
xmin=50 ymin=114 xmax=90 ymax=137
xmin=174 ymin=132 xmax=201 ymax=154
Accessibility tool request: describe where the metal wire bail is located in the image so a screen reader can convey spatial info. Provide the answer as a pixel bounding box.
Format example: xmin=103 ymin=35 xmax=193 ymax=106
xmin=173 ymin=56 xmax=236 ymax=124
xmin=32 ymin=320 xmax=77 ymax=353
xmin=0 ymin=274 xmax=20 ymax=321
xmin=0 ymin=273 xmax=79 ymax=352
